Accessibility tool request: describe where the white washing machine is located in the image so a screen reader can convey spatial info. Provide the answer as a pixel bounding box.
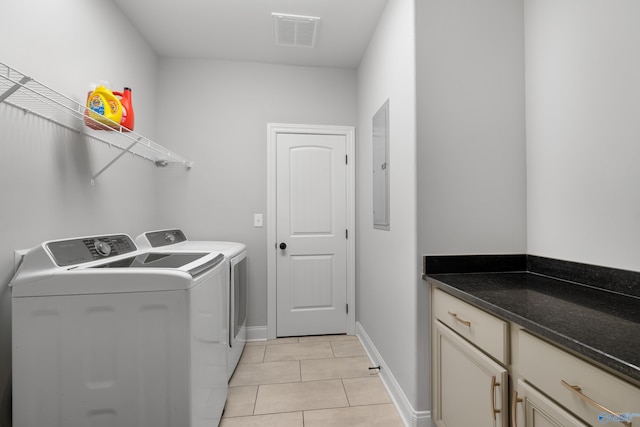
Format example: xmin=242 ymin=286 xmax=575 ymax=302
xmin=10 ymin=234 xmax=228 ymax=427
xmin=136 ymin=229 xmax=247 ymax=380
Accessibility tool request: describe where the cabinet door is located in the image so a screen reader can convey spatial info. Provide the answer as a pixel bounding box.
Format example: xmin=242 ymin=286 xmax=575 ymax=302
xmin=433 ymin=320 xmax=508 ymax=427
xmin=513 ymin=380 xmax=587 ymax=427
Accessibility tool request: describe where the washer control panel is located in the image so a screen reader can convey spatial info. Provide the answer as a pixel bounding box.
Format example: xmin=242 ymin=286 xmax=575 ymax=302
xmin=46 ymin=234 xmax=137 ymax=266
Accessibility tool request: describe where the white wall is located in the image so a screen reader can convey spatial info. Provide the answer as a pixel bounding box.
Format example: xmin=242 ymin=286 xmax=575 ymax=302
xmin=415 ymin=0 xmax=527 ymax=416
xmin=416 ymin=0 xmax=527 ymax=257
xmin=0 ymin=0 xmax=161 ymax=423
xmin=154 ymin=58 xmax=357 ymax=328
xmin=356 ymin=0 xmax=421 ymax=413
xmin=525 ymin=0 xmax=640 ymax=272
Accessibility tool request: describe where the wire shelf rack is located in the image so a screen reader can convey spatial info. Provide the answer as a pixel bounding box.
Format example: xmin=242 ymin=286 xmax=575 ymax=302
xmin=0 ymin=61 xmax=193 ymax=184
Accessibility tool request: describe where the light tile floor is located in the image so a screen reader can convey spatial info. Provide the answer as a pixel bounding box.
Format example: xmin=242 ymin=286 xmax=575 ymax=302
xmin=221 ymin=335 xmax=405 ymax=427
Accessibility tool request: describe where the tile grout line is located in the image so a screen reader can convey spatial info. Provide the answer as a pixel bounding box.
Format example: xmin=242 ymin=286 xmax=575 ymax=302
xmin=252 ymin=385 xmax=258 ymax=416
xmin=341 ymin=378 xmax=353 ymax=407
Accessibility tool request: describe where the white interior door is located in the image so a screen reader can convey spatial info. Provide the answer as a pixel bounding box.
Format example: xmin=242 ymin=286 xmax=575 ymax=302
xmin=276 ymin=132 xmax=348 ymax=337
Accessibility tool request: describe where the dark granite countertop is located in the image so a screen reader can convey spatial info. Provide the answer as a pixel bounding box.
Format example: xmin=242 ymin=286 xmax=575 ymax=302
xmin=425 ymin=271 xmax=640 ymax=385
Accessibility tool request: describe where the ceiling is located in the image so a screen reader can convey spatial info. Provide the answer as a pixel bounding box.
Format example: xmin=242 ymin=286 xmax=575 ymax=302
xmin=111 ymin=0 xmax=389 ymax=69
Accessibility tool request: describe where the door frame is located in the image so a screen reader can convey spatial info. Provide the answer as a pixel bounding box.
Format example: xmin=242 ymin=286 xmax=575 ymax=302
xmin=267 ymin=123 xmax=356 ymax=340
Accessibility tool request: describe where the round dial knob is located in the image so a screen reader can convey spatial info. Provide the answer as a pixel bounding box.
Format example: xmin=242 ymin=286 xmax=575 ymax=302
xmin=164 ymin=233 xmax=176 ymax=243
xmin=94 ymin=239 xmax=112 ymax=257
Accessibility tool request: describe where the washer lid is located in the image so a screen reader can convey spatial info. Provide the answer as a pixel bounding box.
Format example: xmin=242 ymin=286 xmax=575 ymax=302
xmin=91 ymin=252 xmax=224 ymax=278
xmin=11 ymin=234 xmax=225 ymax=297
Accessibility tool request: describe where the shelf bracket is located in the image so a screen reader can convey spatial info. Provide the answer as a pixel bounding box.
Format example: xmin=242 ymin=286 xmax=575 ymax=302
xmin=0 ymin=76 xmax=32 ymax=103
xmin=91 ymin=137 xmax=143 ymax=185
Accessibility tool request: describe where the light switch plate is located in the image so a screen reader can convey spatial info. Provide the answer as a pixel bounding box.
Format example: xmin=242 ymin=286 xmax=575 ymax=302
xmin=254 ymin=213 xmax=263 ymax=227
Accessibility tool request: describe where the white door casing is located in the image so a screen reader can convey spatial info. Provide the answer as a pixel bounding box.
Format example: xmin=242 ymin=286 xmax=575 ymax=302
xmin=267 ymin=124 xmax=355 ymax=339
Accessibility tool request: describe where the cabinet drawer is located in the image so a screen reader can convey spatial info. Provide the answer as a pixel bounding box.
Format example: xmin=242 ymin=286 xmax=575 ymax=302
xmin=432 ymin=288 xmax=508 ymax=364
xmin=520 ymin=331 xmax=640 ymax=427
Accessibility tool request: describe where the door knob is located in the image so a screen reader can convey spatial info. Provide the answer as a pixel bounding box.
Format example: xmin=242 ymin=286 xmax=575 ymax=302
xmin=279 ymin=243 xmax=287 ymax=250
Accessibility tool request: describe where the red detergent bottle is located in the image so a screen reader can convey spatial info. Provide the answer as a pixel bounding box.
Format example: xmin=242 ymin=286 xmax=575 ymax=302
xmin=113 ymin=87 xmax=135 ymax=131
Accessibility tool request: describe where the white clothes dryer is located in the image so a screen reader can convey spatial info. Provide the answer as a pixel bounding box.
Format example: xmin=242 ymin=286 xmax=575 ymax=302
xmin=136 ymin=229 xmax=247 ymax=380
xmin=10 ymin=234 xmax=228 ymax=427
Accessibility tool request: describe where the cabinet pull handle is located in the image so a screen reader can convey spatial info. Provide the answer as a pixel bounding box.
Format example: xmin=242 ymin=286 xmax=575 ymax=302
xmin=447 ymin=311 xmax=471 ymax=327
xmin=561 ymin=380 xmax=632 ymax=427
xmin=512 ymin=391 xmax=523 ymax=427
xmin=490 ymin=375 xmax=501 ymax=421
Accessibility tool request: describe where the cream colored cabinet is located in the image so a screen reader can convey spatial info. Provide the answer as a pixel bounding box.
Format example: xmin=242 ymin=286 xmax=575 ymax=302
xmin=432 ymin=288 xmax=508 ymax=427
xmin=432 ymin=287 xmax=640 ymax=427
xmin=512 ymin=379 xmax=588 ymax=427
xmin=519 ymin=331 xmax=640 ymax=427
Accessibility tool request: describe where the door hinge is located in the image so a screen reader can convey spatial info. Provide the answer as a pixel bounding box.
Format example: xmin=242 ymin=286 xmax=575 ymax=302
xmin=345 ymin=229 xmax=348 ymax=239
xmin=345 ymin=154 xmax=348 ymax=165
xmin=346 ymin=303 xmax=349 ymax=314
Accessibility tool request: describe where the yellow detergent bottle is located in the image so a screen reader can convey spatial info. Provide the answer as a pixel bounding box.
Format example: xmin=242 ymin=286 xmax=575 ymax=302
xmin=87 ymin=85 xmax=123 ymax=129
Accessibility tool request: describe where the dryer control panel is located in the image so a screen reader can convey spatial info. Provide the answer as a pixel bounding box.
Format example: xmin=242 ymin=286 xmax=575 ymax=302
xmin=143 ymin=229 xmax=188 ymax=247
xmin=46 ymin=234 xmax=137 ymax=266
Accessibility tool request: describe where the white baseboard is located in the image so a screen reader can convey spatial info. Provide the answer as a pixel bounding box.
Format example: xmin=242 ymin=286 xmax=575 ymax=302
xmin=245 ymin=325 xmax=268 ymax=342
xmin=356 ymin=322 xmax=433 ymax=427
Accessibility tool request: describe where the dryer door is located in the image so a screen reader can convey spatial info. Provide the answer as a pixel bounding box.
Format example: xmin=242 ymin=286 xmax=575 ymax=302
xmin=230 ymin=252 xmax=247 ymax=344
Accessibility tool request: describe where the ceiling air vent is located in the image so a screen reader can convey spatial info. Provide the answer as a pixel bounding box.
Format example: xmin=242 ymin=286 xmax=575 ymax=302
xmin=272 ymin=13 xmax=320 ymax=48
